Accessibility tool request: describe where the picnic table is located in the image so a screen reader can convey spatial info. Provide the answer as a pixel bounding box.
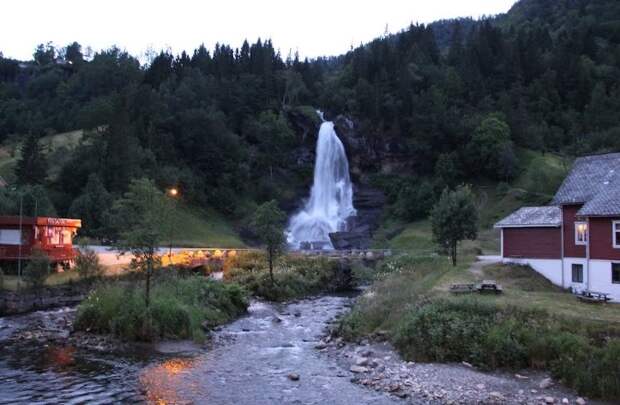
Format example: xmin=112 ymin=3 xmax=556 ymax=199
xmin=576 ymin=290 xmax=611 ymax=303
xmin=477 ymin=280 xmax=503 ymax=294
xmin=450 ymin=280 xmax=503 ymax=295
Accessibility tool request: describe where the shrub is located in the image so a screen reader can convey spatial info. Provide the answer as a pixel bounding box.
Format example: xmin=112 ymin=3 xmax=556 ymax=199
xmin=495 ymin=182 xmax=511 ymax=196
xmin=225 ymin=255 xmax=346 ymax=301
xmin=23 ymin=248 xmax=50 ymax=288
xmin=75 ymin=247 xmax=105 ymax=279
xmin=75 ymin=276 xmax=248 ymax=341
xmin=393 ymin=180 xmax=436 ymax=221
xmin=394 ymin=299 xmax=495 ymax=363
xmin=389 ymin=297 xmax=620 ymax=401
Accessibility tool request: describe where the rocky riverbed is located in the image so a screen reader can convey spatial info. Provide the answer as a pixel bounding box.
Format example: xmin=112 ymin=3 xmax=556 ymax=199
xmin=0 ymin=294 xmax=605 ymax=404
xmin=317 ymin=333 xmax=597 ymax=404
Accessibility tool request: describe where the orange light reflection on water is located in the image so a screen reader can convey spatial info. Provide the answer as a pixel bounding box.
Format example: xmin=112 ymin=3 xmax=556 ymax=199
xmin=46 ymin=345 xmax=76 ymax=369
xmin=139 ymin=358 xmax=196 ymax=404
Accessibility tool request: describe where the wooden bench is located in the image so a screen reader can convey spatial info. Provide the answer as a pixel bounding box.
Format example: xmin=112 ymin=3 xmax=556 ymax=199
xmin=577 ymin=290 xmax=611 ymax=303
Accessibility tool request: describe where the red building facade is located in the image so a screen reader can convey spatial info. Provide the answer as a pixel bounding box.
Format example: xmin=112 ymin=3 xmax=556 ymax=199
xmin=0 ymin=216 xmax=81 ymax=266
xmin=496 ymin=153 xmax=620 ymax=301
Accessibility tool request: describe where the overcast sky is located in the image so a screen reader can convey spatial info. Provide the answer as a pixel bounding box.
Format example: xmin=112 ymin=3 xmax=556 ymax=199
xmin=1 ymin=0 xmax=517 ymax=61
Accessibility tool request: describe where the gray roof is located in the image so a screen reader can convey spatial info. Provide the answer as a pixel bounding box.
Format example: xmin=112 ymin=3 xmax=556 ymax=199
xmin=552 ymin=153 xmax=620 ymax=206
xmin=578 ymin=187 xmax=620 ymax=216
xmin=494 ymin=206 xmax=561 ymax=228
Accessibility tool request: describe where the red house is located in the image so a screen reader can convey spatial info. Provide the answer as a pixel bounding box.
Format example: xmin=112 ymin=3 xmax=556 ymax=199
xmin=0 ymin=216 xmax=82 ymax=269
xmin=495 ymin=153 xmax=620 ymax=301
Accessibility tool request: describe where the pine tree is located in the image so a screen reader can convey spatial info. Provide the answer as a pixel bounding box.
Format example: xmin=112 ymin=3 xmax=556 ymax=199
xmin=15 ymin=134 xmax=48 ymax=185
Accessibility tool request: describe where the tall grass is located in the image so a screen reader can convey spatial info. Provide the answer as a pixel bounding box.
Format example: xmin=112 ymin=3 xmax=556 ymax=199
xmin=392 ymin=298 xmax=620 ymax=400
xmin=75 ymin=276 xmax=248 ymax=341
xmin=224 ymin=252 xmax=352 ymax=301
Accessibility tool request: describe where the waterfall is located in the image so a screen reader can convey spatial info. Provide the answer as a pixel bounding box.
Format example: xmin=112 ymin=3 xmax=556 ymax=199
xmin=287 ymin=117 xmax=356 ymax=249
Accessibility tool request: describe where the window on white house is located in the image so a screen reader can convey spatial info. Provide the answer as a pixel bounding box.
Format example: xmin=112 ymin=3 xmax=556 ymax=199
xmin=572 ymin=264 xmax=584 ymax=283
xmin=575 ymin=222 xmax=588 ymax=245
xmin=613 ymin=221 xmax=620 ymax=249
xmin=613 ymin=263 xmax=620 ymax=284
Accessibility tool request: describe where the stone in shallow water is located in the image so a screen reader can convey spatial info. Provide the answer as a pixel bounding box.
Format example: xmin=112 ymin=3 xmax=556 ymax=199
xmin=350 ymin=365 xmax=369 ymax=373
xmin=287 ymin=373 xmax=300 ymax=381
xmin=355 ymin=357 xmax=369 ymax=366
xmin=539 ymin=377 xmax=554 ymax=389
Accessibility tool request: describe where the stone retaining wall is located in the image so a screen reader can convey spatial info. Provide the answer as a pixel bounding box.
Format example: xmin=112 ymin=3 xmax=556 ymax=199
xmin=0 ymin=283 xmax=89 ymax=316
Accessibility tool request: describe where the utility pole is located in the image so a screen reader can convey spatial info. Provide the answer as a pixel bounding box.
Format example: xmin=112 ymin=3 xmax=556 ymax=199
xmin=17 ymin=194 xmax=23 ymax=289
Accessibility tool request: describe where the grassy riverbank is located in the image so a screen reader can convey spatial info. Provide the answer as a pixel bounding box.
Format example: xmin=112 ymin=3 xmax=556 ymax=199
xmin=74 ymin=275 xmax=248 ymax=342
xmin=224 ymin=252 xmax=352 ymax=301
xmin=338 ymin=255 xmax=620 ymax=401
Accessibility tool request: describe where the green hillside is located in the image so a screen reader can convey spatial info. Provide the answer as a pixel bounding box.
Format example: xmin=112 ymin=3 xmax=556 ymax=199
xmin=374 ymin=148 xmax=570 ymax=255
xmin=167 ymin=205 xmax=245 ymax=248
xmin=0 ymin=130 xmax=244 ymax=247
xmin=0 ymin=130 xmax=84 ymax=182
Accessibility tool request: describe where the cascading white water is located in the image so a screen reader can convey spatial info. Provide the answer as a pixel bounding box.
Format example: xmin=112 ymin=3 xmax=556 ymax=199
xmin=287 ymin=116 xmax=356 ymax=249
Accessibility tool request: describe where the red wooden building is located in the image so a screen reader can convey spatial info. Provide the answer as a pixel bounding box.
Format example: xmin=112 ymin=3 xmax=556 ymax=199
xmin=495 ymin=153 xmax=620 ymax=301
xmin=0 ymin=216 xmax=81 ymax=268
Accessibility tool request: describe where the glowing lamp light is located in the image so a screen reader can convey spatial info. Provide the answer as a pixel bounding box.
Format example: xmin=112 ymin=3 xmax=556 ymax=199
xmin=167 ymin=188 xmax=179 ymax=197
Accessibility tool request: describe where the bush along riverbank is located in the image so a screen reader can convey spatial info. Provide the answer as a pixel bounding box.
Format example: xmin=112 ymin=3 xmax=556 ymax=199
xmin=224 ymin=252 xmax=354 ymax=301
xmin=337 ymin=255 xmax=620 ymax=402
xmin=75 ymin=274 xmax=248 ymax=342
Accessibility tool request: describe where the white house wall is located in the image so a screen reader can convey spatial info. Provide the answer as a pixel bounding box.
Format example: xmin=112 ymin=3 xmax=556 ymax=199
xmin=502 ymin=256 xmax=620 ymax=302
xmin=589 ymin=260 xmax=620 ymax=302
xmin=562 ymin=258 xmax=588 ymax=293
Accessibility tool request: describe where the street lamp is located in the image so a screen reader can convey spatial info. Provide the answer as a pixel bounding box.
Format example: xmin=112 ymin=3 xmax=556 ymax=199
xmin=166 ymin=187 xmax=180 ymax=259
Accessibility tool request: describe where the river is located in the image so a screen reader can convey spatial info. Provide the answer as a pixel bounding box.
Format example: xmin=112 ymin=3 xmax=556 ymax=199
xmin=0 ymin=295 xmax=400 ymax=404
xmin=0 ymin=295 xmax=597 ymax=404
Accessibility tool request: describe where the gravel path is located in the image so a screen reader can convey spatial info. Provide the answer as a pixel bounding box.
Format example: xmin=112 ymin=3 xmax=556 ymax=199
xmin=469 ymin=255 xmax=502 ymax=277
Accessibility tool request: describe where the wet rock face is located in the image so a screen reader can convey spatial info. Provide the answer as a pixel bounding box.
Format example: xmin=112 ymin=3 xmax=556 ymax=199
xmin=332 ymin=114 xmax=410 ymax=178
xmin=329 ymin=231 xmax=371 ymax=250
xmin=329 ymin=186 xmax=386 ymax=250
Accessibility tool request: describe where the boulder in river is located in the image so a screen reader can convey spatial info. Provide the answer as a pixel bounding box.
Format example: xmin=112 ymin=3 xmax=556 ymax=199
xmin=288 ymin=373 xmax=300 ymax=381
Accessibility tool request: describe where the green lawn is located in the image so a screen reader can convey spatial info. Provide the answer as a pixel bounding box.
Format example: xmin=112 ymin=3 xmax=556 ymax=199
xmin=2 ymin=271 xmax=82 ymax=291
xmin=435 ymin=262 xmax=620 ymax=325
xmin=167 ymin=205 xmax=245 ymax=248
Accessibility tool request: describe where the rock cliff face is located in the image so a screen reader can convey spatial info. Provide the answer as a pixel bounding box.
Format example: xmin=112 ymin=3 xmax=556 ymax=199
xmin=332 ymin=114 xmax=411 ymax=180
xmin=286 ymin=110 xmax=411 ymax=181
xmin=329 ymin=186 xmax=386 ymax=250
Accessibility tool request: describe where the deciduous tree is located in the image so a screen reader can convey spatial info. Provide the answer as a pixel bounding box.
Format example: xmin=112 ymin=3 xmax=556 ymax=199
xmin=252 ymin=200 xmax=286 ymax=284
xmin=431 ymin=186 xmax=478 ymax=266
xmin=112 ymin=178 xmax=176 ymax=307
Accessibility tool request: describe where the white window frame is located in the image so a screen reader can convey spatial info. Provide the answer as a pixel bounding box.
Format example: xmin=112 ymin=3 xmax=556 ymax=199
xmin=575 ymin=221 xmax=588 ymax=245
xmin=613 ymin=221 xmax=620 ymax=249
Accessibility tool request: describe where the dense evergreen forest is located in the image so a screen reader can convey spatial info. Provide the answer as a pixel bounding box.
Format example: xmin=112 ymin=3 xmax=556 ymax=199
xmin=0 ymin=0 xmax=619 ymax=238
